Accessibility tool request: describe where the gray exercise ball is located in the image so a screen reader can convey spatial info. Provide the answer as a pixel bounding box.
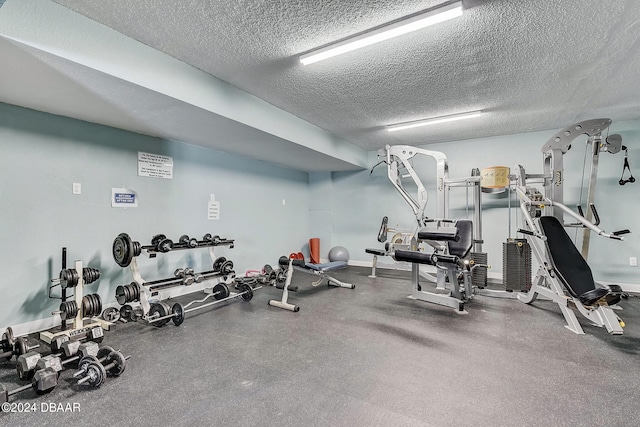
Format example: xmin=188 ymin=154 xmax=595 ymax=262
xmin=328 ymin=246 xmax=349 ymax=262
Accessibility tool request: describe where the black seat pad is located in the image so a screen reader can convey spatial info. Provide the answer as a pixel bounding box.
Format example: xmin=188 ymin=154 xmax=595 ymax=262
xmin=448 ymin=220 xmax=473 ymax=258
xmin=366 ymin=248 xmax=386 ymax=256
xmin=539 ymin=216 xmax=595 ymax=298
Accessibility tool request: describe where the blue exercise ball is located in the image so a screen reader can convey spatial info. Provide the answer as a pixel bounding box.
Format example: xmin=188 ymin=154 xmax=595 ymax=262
xmin=328 ymin=246 xmax=349 ymax=262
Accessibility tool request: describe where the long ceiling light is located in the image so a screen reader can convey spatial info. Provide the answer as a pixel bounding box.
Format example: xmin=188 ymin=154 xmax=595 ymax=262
xmin=300 ymin=1 xmax=463 ymax=66
xmin=387 ymin=110 xmax=482 ymax=132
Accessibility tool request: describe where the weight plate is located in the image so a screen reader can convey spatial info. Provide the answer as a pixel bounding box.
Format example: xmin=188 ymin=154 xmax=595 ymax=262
xmin=239 ymin=283 xmax=253 ymax=301
xmin=220 ymin=260 xmax=234 ymax=275
xmin=93 ymin=294 xmax=102 ymax=316
xmin=213 ymin=283 xmax=229 ymax=300
xmin=148 ymin=303 xmax=169 ymax=327
xmin=115 ymin=285 xmax=127 ymax=305
xmin=119 ymin=304 xmax=133 ymax=321
xmin=268 ymin=271 xmax=277 ymax=282
xmin=178 ymin=234 xmax=190 ymax=244
xmin=171 ymin=303 xmax=185 ymax=326
xmin=188 ymin=238 xmax=198 ymax=248
xmin=83 ymin=361 xmax=106 ymax=388
xmin=158 ymin=239 xmax=173 ymax=253
xmin=78 ymin=354 xmax=100 ymax=370
xmin=133 ymin=283 xmax=140 ymax=301
xmin=151 ymin=234 xmax=166 ymax=246
xmin=15 ymin=338 xmax=28 ymax=356
xmin=212 ymin=257 xmax=227 ymax=272
xmin=96 ymin=346 xmax=115 ymax=362
xmin=131 ymin=307 xmax=143 ymax=321
xmin=87 ymin=294 xmax=95 ymax=318
xmin=5 ymin=327 xmax=15 ymax=348
xmin=113 ymin=233 xmax=134 ymax=267
xmin=105 ymin=351 xmax=127 ymax=377
xmin=276 ymin=270 xmax=285 ymax=283
xmin=102 ymin=307 xmax=120 ymax=322
xmin=202 ymin=233 xmax=212 ymax=241
xmin=264 ymin=264 xmax=273 ymax=274
xmin=60 ymin=269 xmax=79 ymax=288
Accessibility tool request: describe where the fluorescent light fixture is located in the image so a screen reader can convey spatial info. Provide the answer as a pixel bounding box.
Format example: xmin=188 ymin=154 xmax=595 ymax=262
xmin=300 ymin=1 xmax=462 ymax=65
xmin=387 ymin=110 xmax=482 ymax=132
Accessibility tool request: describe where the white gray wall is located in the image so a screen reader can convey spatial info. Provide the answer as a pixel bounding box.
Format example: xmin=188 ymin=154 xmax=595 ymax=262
xmin=331 ymin=123 xmax=640 ymax=286
xmin=0 ymin=103 xmax=310 ymax=327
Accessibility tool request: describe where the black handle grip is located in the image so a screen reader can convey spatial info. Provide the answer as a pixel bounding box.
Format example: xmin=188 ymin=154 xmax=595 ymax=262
xmin=613 ymin=229 xmax=631 ymax=236
xmin=377 ymin=216 xmax=388 ymax=243
xmin=589 ymin=204 xmax=600 ymax=226
xmin=278 ymin=256 xmax=305 ymax=267
xmin=517 ymin=228 xmax=535 ymax=236
xmin=577 ymin=205 xmax=584 ymax=217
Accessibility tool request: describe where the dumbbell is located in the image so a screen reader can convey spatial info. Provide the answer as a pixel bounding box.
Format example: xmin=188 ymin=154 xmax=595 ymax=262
xmin=119 ymin=304 xmax=144 ymax=322
xmin=174 ymin=234 xmax=199 ymax=249
xmin=74 ymin=348 xmax=130 ymax=388
xmin=0 ymin=328 xmax=39 ymax=364
xmin=174 ymin=267 xmax=196 ymax=286
xmin=16 ymin=341 xmax=99 ymax=380
xmin=112 ymin=233 xmax=173 ymax=268
xmin=146 ymin=282 xmax=254 ymax=327
xmin=0 ymin=368 xmax=59 ymax=404
xmin=49 ymin=326 xmax=104 ymax=353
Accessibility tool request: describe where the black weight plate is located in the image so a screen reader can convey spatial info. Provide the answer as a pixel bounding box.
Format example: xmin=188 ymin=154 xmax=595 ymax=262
xmin=202 ymin=233 xmax=212 ymax=241
xmin=96 ymin=346 xmax=115 ymax=362
xmin=212 ymin=257 xmax=226 ymax=272
xmin=102 ymin=307 xmax=120 ymax=322
xmin=276 ymin=270 xmax=285 ymax=283
xmin=220 ymin=260 xmax=234 ymax=275
xmin=82 ymin=297 xmax=91 ymax=318
xmin=179 ymin=234 xmax=190 ymax=244
xmin=113 ymin=233 xmax=134 ymax=267
xmin=115 ymin=285 xmax=127 ymax=305
xmin=15 ymin=338 xmax=28 ymax=356
xmin=148 ymin=303 xmax=169 ymax=327
xmin=119 ymin=304 xmax=133 ymax=321
xmin=88 ymin=294 xmax=96 ymax=317
xmin=158 ymin=239 xmax=173 ymax=253
xmin=84 ymin=361 xmax=106 ymax=388
xmin=188 ymin=238 xmax=198 ymax=248
xmin=213 ymin=283 xmax=229 ymax=300
xmin=93 ymin=294 xmax=102 ymax=316
xmin=239 ymin=283 xmax=253 ymax=301
xmin=105 ymin=351 xmax=127 ymax=376
xmin=78 ymin=354 xmax=99 ymax=371
xmin=171 ymin=303 xmax=185 ymax=326
xmin=5 ymin=327 xmax=15 ymax=348
xmin=151 ymin=234 xmax=166 ymax=246
xmin=132 ymin=283 xmax=140 ymax=301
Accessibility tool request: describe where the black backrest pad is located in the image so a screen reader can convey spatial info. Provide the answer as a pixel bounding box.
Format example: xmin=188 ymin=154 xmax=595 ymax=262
xmin=448 ymin=220 xmax=473 ymax=258
xmin=539 ymin=216 xmax=595 ymax=297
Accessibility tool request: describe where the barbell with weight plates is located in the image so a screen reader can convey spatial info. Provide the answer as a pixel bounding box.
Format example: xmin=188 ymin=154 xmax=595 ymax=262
xmin=113 ymin=232 xmax=235 ymax=267
xmin=146 ymin=282 xmax=254 ymax=327
xmin=118 ymin=304 xmax=143 ymax=322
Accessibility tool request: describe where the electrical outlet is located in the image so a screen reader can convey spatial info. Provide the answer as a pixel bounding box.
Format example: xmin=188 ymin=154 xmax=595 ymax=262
xmin=630 ymin=257 xmax=638 ymax=267
xmin=72 ymin=182 xmax=81 ymax=195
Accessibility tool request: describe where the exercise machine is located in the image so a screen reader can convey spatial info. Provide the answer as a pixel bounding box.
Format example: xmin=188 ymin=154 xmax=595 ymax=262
xmin=514 ymin=163 xmax=629 ymax=334
xmin=112 ymin=232 xmax=255 ymax=326
xmin=268 ymin=256 xmax=354 ymax=312
xmin=365 ymin=216 xmax=414 ymax=278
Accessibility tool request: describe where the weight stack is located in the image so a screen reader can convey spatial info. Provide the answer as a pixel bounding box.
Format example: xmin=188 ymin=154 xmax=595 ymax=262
xmin=470 ymin=252 xmax=488 ymax=288
xmin=502 ymin=239 xmax=531 ymax=291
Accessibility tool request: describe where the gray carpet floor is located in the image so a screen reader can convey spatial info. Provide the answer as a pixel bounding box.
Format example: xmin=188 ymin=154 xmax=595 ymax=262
xmin=1 ymin=266 xmax=639 ymax=426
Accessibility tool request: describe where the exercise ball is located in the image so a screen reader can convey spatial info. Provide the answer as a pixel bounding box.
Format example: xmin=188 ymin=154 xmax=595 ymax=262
xmin=328 ymin=246 xmax=349 ymax=262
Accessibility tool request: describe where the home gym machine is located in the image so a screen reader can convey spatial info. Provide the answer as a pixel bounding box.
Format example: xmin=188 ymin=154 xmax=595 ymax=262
xmin=40 ymin=247 xmax=113 ymax=351
xmin=369 ymin=145 xmax=488 ymax=312
xmin=365 ymin=216 xmax=413 ymax=278
xmin=512 ymin=119 xmax=631 ymax=334
xmin=111 ymin=232 xmax=255 ymax=326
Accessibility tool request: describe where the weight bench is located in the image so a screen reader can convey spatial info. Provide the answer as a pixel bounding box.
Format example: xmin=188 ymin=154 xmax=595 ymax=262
xmin=518 ymin=216 xmax=625 ymax=334
xmin=394 ymin=220 xmax=477 ymax=312
xmin=268 ymin=256 xmax=355 ymax=312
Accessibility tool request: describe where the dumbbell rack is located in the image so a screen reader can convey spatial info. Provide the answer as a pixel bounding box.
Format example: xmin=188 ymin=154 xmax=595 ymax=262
xmin=40 ymin=248 xmax=114 ymax=347
xmin=113 ymin=233 xmax=238 ymax=325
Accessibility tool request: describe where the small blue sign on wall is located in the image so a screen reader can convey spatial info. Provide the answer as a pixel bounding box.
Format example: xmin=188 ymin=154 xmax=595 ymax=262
xmin=112 ymin=188 xmax=138 ymax=208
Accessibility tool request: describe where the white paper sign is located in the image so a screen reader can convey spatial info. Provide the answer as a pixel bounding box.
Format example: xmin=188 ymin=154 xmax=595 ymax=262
xmin=138 ymin=152 xmax=173 ymax=179
xmin=112 ymin=188 xmax=138 ymax=208
xmin=208 ymin=194 xmax=220 ymax=220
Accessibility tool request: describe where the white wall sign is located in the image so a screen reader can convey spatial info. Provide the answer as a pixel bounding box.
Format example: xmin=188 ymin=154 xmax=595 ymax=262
xmin=208 ymin=194 xmax=220 ymax=220
xmin=112 ymin=188 xmax=138 ymax=208
xmin=138 ymin=152 xmax=173 ymax=179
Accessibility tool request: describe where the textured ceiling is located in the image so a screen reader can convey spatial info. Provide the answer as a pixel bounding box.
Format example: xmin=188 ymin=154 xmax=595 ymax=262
xmin=51 ymin=0 xmax=640 ymax=150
